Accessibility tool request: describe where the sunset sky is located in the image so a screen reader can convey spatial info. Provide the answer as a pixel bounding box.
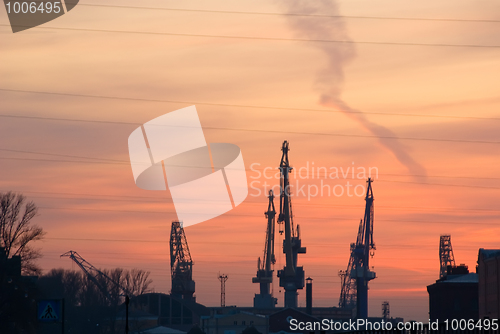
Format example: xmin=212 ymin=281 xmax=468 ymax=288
xmin=1 ymin=0 xmax=500 ymax=322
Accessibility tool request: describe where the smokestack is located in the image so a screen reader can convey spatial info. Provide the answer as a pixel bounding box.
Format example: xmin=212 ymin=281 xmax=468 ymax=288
xmin=306 ymin=277 xmax=313 ymax=315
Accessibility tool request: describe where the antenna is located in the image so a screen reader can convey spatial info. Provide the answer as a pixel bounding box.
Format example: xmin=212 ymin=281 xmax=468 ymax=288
xmin=382 ymin=301 xmax=390 ymax=320
xmin=218 ymin=274 xmax=228 ymax=307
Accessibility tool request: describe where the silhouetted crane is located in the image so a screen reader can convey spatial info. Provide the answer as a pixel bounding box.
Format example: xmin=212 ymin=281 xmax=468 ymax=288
xmin=170 ymin=221 xmax=195 ymax=301
xmin=61 ymin=250 xmax=132 ymax=301
xmin=252 ymin=190 xmax=278 ymax=308
xmin=61 ymin=250 xmax=133 ymax=333
xmin=276 ymin=141 xmax=306 ymax=308
xmin=338 ymin=178 xmax=376 ymax=318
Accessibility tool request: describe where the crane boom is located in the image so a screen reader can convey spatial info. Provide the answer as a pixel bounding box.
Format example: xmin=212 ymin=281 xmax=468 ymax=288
xmin=61 ymin=250 xmax=132 ymax=302
xmin=276 ymin=140 xmax=306 ymax=308
xmin=263 ymin=190 xmax=276 ymax=273
xmin=338 ymin=178 xmax=376 ymax=318
xmin=252 ymin=190 xmax=277 ymax=308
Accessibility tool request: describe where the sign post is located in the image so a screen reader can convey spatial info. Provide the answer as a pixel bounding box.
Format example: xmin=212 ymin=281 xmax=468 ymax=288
xmin=38 ymin=299 xmax=63 ymax=333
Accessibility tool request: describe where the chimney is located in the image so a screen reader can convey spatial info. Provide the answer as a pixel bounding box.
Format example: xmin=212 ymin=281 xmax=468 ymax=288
xmin=306 ymin=277 xmax=313 ymax=315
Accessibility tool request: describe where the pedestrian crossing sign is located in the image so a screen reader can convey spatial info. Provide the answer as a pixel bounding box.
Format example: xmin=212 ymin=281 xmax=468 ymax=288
xmin=38 ymin=299 xmax=62 ymax=322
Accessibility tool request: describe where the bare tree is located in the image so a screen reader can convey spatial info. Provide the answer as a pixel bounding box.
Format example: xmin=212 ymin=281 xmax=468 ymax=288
xmin=102 ymin=267 xmax=153 ymax=299
xmin=37 ymin=267 xmax=153 ymax=333
xmin=0 ymin=192 xmax=44 ymax=275
xmin=123 ymin=268 xmax=153 ymax=296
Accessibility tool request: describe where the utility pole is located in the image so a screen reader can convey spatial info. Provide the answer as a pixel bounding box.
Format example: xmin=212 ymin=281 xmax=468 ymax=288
xmin=125 ymin=295 xmax=130 ymax=334
xmin=218 ymin=274 xmax=228 ymax=307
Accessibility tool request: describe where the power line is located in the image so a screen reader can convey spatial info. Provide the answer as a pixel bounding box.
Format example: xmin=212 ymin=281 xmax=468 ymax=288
xmin=1 ymin=153 xmax=500 ymax=190
xmin=0 ymin=113 xmax=498 ymax=145
xmin=0 ymin=156 xmax=124 ymax=165
xmin=5 ymin=189 xmax=500 ymax=213
xmin=378 ymin=179 xmax=500 ymax=190
xmin=1 ymin=88 xmax=499 ymax=121
xmin=0 ymin=147 xmax=123 ymax=163
xmin=78 ymin=3 xmax=500 ymax=24
xmin=2 ymin=156 xmax=500 ymax=192
xmin=383 ymin=173 xmax=500 ymax=181
xmin=44 ymin=237 xmax=498 ymax=247
xmin=2 ymin=24 xmax=500 ymax=48
xmin=34 ymin=204 xmax=500 ymax=218
xmin=2 ymin=147 xmax=500 ymax=181
xmin=42 ymin=251 xmax=440 ymax=263
xmin=2 ymin=152 xmax=499 ymax=191
xmin=43 ymin=255 xmax=440 ymax=277
xmin=205 ymin=126 xmax=500 ymax=144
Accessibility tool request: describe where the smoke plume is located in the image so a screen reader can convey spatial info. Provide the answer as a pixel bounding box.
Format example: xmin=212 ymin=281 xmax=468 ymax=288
xmin=280 ymin=0 xmax=427 ymax=176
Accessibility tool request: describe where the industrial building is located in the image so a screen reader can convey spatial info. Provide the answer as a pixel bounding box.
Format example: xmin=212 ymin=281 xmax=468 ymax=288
xmin=427 ymin=265 xmax=479 ymax=321
xmin=427 ymin=236 xmax=478 ymax=321
xmin=199 ymin=307 xmax=353 ymax=334
xmin=477 ymin=248 xmax=500 ymax=319
xmin=0 ymin=247 xmax=38 ymax=333
xmin=268 ymin=308 xmax=322 ymax=334
xmin=201 ymin=311 xmax=268 ymax=334
xmin=128 ymin=293 xmax=210 ymax=331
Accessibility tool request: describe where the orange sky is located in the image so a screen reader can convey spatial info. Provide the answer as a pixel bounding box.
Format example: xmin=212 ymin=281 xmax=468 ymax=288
xmin=1 ymin=0 xmax=500 ymax=322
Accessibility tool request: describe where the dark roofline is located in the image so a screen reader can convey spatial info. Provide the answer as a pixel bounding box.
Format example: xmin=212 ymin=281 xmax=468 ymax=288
xmin=479 ymin=248 xmax=500 ymax=261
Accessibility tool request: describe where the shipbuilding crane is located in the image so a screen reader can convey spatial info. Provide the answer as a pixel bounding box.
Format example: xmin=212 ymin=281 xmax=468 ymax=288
xmin=338 ymin=178 xmax=376 ymax=318
xmin=61 ymin=250 xmax=133 ymax=333
xmin=170 ymin=221 xmax=195 ymax=301
xmin=61 ymin=250 xmax=133 ymax=301
xmin=276 ymin=140 xmax=306 ymax=308
xmin=252 ymin=190 xmax=278 ymax=308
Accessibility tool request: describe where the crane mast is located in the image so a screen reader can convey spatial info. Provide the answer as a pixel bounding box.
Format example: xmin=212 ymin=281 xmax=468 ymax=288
xmin=338 ymin=178 xmax=376 ymax=318
xmin=276 ymin=140 xmax=306 ymax=308
xmin=252 ymin=190 xmax=277 ymax=308
xmin=170 ymin=221 xmax=195 ymax=301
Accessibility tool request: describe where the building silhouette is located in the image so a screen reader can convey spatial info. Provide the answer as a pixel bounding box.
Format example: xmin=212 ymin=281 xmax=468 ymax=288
xmin=427 ymin=265 xmax=478 ymax=321
xmin=478 ymin=249 xmax=500 ymax=319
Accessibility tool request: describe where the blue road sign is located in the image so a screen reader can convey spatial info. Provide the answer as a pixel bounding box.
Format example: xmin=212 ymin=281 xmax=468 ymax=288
xmin=38 ymin=299 xmax=62 ymax=322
